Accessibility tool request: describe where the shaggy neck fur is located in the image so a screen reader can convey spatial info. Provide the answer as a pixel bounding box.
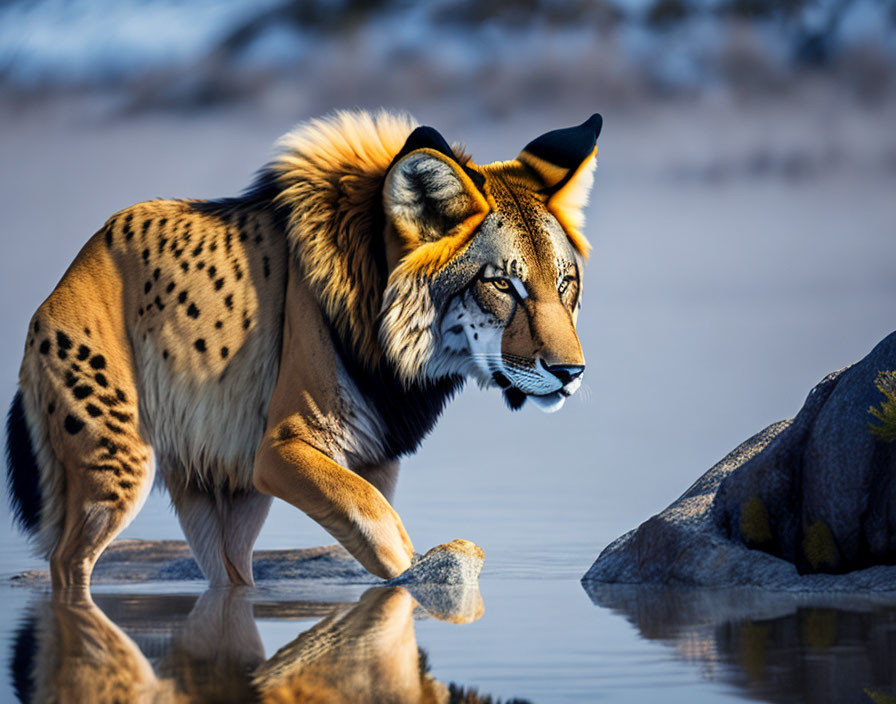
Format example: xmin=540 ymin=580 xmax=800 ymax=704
xmin=270 ymin=111 xmax=449 ymax=368
xmin=266 ymin=110 xmax=467 ymax=458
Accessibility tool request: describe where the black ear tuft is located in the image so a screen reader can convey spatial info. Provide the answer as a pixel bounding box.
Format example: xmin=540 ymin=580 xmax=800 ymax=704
xmin=391 ymin=126 xmax=457 ymax=167
xmin=522 ymin=113 xmax=602 ymax=171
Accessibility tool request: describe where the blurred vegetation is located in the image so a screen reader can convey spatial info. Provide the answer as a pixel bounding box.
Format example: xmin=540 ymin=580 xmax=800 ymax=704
xmin=0 ymin=0 xmax=894 ymax=111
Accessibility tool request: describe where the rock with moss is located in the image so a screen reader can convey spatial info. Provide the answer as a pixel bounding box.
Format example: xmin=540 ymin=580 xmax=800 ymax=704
xmin=584 ymin=331 xmax=896 ymax=590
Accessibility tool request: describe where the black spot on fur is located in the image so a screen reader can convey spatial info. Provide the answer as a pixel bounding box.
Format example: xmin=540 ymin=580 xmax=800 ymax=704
xmin=154 ymin=296 xmax=165 ymax=310
xmin=197 ymin=261 xmax=205 ymax=270
xmin=163 ymin=349 xmax=169 ymax=360
xmin=193 ymin=244 xmax=203 ymax=257
xmin=6 ymin=392 xmax=41 ymax=532
xmin=84 ymin=327 xmax=91 ymax=336
xmin=158 ymin=236 xmax=168 ymax=254
xmin=215 ymin=320 xmax=223 ymax=329
xmin=105 ymin=422 xmax=125 ymax=435
xmin=64 ymin=371 xmax=77 ymax=388
xmin=243 ymin=317 xmax=250 ymax=330
xmin=105 ymin=227 xmax=113 ymax=246
xmin=120 ymin=480 xmax=135 ymax=490
xmin=38 ymin=340 xmax=50 ymax=355
xmin=166 ymin=281 xmax=175 ymax=294
xmin=187 ymin=303 xmax=200 ymax=318
xmin=178 ymin=290 xmax=188 ymax=304
xmin=181 ymin=261 xmax=189 ymax=272
xmin=56 ymin=348 xmax=67 ymax=360
xmin=109 ymin=410 xmax=132 ymax=423
xmin=214 ymin=278 xmax=224 ymax=290
xmin=89 ymin=355 xmax=106 ymax=370
xmin=123 ymin=213 xmax=134 ymax=240
xmin=159 ymin=217 xmax=168 ymax=228
xmin=142 ymin=220 xmax=152 ymax=237
xmin=76 ymin=345 xmax=90 ymax=361
xmin=255 ymin=234 xmax=263 ymax=245
xmin=144 ymin=281 xmax=152 ymax=294
xmin=116 ymin=388 xmax=127 ymax=403
xmin=64 ymin=414 xmax=85 ymax=435
xmin=56 ymin=331 xmax=72 ymax=350
xmin=138 ymin=307 xmax=144 ymax=316
xmin=33 ymin=321 xmax=40 ymax=334
xmin=220 ymin=346 xmax=229 ymax=359
xmin=99 ymin=438 xmax=118 ymax=455
xmin=86 ymin=404 xmax=102 ymax=417
xmin=194 ymin=339 xmax=206 ymax=353
xmin=153 ymin=267 xmax=161 ymax=280
xmin=263 ymin=256 xmax=271 ymax=278
xmin=72 ymin=385 xmax=92 ymax=400
xmin=95 ymin=373 xmax=108 ymax=388
xmin=88 ymin=463 xmax=119 ymax=474
xmin=47 ymin=402 xmax=55 ymax=414
xmin=101 ymin=492 xmax=120 ymax=503
xmin=142 ymin=248 xmax=150 ymax=261
xmin=208 ymin=265 xmax=217 ymax=278
xmin=224 ymin=294 xmax=234 ymax=310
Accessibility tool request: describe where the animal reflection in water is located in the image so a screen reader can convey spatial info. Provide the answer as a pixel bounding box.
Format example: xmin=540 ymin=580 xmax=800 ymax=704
xmin=12 ymin=587 xmax=522 ymax=704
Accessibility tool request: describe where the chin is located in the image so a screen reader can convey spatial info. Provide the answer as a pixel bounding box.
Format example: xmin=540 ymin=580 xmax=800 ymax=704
xmin=501 ymin=387 xmax=568 ymax=413
xmin=528 ymin=390 xmax=568 ymax=413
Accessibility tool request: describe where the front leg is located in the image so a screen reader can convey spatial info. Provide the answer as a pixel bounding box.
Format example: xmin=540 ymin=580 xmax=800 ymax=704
xmin=253 ymin=434 xmax=414 ymax=579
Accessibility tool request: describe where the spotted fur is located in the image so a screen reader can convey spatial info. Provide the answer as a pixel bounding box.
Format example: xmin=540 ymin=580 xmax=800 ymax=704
xmin=6 ymin=109 xmax=601 ymax=587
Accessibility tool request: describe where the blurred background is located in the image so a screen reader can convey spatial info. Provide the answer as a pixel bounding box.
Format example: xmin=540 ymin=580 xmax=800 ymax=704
xmin=1 ymin=2 xmax=895 ymax=701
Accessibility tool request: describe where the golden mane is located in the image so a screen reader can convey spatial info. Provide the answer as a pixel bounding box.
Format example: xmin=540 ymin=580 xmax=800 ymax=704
xmin=270 ymin=110 xmax=419 ymax=366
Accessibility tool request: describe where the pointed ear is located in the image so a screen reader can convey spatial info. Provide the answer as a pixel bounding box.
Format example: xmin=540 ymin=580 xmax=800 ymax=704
xmin=518 ymin=114 xmax=602 ymax=259
xmin=384 ymin=127 xmax=489 ymax=271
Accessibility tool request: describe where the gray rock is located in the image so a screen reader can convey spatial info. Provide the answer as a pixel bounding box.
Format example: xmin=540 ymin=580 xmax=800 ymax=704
xmin=583 ymin=331 xmax=896 ymax=589
xmin=388 ymin=539 xmax=485 ymax=622
xmin=10 ymin=540 xmax=372 ymax=585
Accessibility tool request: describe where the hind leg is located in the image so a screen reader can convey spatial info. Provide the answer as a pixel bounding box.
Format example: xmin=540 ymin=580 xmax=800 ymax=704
xmin=48 ymin=398 xmax=154 ymax=590
xmin=170 ymin=481 xmax=271 ymax=586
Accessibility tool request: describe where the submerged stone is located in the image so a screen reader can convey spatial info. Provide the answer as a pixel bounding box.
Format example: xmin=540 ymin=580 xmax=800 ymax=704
xmin=584 ymin=331 xmax=896 ymax=590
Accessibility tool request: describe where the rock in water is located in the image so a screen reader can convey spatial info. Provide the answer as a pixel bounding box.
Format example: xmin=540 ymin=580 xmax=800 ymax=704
xmin=390 ymin=539 xmax=485 ymax=586
xmin=583 ymin=331 xmax=896 ymax=590
xmin=389 ymin=540 xmax=485 ymax=622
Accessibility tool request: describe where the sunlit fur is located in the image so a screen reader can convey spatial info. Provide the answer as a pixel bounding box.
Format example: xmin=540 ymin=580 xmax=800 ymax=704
xmin=6 ymin=109 xmax=599 ymax=588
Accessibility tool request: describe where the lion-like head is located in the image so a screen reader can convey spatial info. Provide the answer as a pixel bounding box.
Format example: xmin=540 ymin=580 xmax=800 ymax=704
xmin=380 ymin=115 xmax=601 ymax=413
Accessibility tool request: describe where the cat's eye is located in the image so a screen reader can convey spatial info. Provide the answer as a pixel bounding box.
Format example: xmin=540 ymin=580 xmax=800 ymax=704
xmin=492 ymin=278 xmax=512 ymax=292
xmin=558 ymin=276 xmax=576 ymax=295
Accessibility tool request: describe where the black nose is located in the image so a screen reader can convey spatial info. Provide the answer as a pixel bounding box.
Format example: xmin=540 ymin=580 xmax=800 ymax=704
xmin=544 ymin=363 xmax=585 ymax=386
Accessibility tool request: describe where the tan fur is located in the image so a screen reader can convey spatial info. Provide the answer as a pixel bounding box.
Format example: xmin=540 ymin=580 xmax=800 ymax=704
xmin=14 ymin=109 xmax=597 ymax=588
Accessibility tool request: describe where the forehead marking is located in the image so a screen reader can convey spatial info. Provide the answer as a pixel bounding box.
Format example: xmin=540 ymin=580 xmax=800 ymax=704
xmin=488 ymin=173 xmax=559 ymax=288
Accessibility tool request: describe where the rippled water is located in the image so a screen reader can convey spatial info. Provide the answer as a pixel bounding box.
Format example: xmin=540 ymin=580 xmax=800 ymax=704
xmin=2 ymin=99 xmax=895 ymax=702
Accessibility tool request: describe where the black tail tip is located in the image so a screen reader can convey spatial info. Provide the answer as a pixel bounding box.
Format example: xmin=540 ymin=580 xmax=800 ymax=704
xmin=6 ymin=391 xmax=41 ymax=533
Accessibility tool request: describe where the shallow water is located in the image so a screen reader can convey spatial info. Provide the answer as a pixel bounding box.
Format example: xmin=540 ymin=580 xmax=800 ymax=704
xmin=1 ymin=98 xmax=895 ymax=702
